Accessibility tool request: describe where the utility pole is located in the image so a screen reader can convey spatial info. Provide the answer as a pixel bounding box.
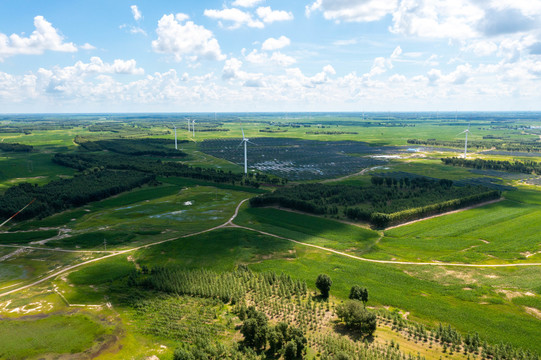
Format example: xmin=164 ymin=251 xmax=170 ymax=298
xmin=104 ymin=238 xmax=107 ymax=251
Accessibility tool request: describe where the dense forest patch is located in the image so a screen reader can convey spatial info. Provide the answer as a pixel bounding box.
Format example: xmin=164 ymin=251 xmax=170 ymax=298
xmin=53 ymin=152 xmax=280 ymax=186
xmin=442 ymin=157 xmax=541 ymax=175
xmin=74 ymin=137 xmax=188 ymax=157
xmin=0 ymin=169 xmax=154 ymax=221
xmin=0 ymin=142 xmax=33 ymax=152
xmin=250 ymin=177 xmax=500 ymax=228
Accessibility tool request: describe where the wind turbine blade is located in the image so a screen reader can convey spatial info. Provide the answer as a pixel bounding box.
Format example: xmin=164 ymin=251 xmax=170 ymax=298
xmin=247 ymin=140 xmax=257 ymax=145
xmin=241 ymin=127 xmax=245 ymax=139
xmin=458 ymin=130 xmax=467 ymax=135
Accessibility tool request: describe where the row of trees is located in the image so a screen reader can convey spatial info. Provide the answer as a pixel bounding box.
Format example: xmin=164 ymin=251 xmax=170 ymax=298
xmin=371 ymin=176 xmax=453 ymax=189
xmin=305 ymin=131 xmax=359 ymax=135
xmin=442 ymin=157 xmax=541 ymax=175
xmin=408 ymin=138 xmax=541 ymax=153
xmin=130 ymin=266 xmax=308 ymax=305
xmin=378 ymin=309 xmax=540 ymax=360
xmin=0 ymin=169 xmax=154 ymax=221
xmin=0 ymin=142 xmax=33 ymax=152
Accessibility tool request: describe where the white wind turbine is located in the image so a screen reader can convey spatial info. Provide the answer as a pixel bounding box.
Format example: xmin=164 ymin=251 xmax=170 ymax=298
xmin=459 ymin=123 xmax=471 ymax=158
xmin=238 ymin=127 xmax=255 ymax=175
xmin=192 ymin=120 xmax=195 ymax=137
xmin=187 ymin=118 xmax=191 ymax=133
xmin=173 ymin=125 xmax=178 ymax=150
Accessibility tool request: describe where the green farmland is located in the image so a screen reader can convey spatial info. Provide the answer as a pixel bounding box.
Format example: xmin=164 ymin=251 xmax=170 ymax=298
xmin=0 ymin=113 xmax=540 ymax=360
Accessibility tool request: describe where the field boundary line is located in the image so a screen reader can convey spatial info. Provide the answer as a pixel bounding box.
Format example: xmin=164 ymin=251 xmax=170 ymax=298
xmin=229 ymin=225 xmax=541 ymax=268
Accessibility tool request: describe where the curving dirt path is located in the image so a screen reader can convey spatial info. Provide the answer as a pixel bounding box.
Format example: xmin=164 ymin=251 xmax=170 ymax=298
xmin=0 ymin=199 xmax=250 ymax=298
xmin=1 ymin=198 xmax=539 ymax=299
xmin=231 ymin=224 xmax=541 ymax=268
xmin=321 ymin=167 xmax=372 ymax=183
xmin=0 ymin=244 xmax=118 ymax=254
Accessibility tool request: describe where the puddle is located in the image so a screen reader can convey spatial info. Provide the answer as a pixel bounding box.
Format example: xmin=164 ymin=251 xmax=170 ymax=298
xmin=149 ymin=210 xmax=185 ymax=219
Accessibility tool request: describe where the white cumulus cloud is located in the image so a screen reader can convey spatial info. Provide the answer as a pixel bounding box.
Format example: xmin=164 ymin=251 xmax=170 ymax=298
xmin=391 ymin=0 xmax=484 ymax=39
xmin=464 ymin=40 xmax=498 ymax=56
xmin=256 ymin=6 xmax=294 ymax=23
xmin=232 ymin=0 xmax=265 ymax=8
xmin=152 ymin=14 xmax=226 ymax=62
xmin=47 ymin=57 xmax=144 ymax=77
xmin=244 ymin=49 xmax=296 ymax=67
xmin=222 ymin=57 xmax=265 ymax=87
xmin=204 ymin=8 xmax=264 ymax=29
xmin=262 ymin=36 xmax=290 ymax=51
xmin=131 ymin=5 xmax=142 ymax=21
xmin=80 ymin=43 xmax=96 ymax=50
xmin=306 ymin=0 xmax=397 ymax=22
xmin=0 ymin=16 xmax=77 ymax=61
xmin=270 ymin=52 xmax=296 ymax=67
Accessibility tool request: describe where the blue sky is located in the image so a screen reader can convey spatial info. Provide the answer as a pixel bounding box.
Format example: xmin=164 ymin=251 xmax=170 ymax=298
xmin=1 ymin=0 xmax=540 ymax=112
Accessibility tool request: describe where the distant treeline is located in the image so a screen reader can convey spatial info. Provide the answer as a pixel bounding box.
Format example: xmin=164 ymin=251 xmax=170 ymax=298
xmin=260 ymin=129 xmax=288 ymax=133
xmin=0 ymin=169 xmax=154 ymax=221
xmin=0 ymin=124 xmax=75 ymax=134
xmin=250 ymin=178 xmax=499 ymax=228
xmin=0 ymin=127 xmax=30 ymax=134
xmin=305 ymin=131 xmax=358 ymax=135
xmin=75 ymin=137 xmax=187 ymax=157
xmin=408 ymin=139 xmax=541 ymax=153
xmin=87 ymin=123 xmax=125 ymax=132
xmin=0 ymin=142 xmax=33 ymax=152
xmin=196 ymin=128 xmax=230 ymax=132
xmin=53 ymin=153 xmax=272 ymax=187
xmin=442 ymin=157 xmax=541 ymax=175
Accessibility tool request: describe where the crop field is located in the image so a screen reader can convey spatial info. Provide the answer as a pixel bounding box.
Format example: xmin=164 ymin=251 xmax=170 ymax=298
xmin=0 ymin=113 xmax=540 ymax=360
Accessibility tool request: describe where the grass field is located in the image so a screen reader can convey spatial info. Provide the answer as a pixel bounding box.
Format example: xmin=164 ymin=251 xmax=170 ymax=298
xmin=235 ymin=206 xmax=380 ymax=256
xmin=0 ymin=229 xmax=58 ymax=244
xmin=0 ymin=313 xmax=110 ymax=359
xmin=0 ymin=152 xmax=76 ymax=192
xmin=377 ymin=188 xmax=541 ymax=263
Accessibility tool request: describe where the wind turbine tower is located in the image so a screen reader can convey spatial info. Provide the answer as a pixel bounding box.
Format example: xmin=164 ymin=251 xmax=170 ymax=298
xmin=174 ymin=125 xmax=178 ymax=150
xmin=238 ymin=128 xmax=254 ymax=175
xmin=187 ymin=119 xmax=191 ymax=133
xmin=192 ymin=120 xmax=195 ymax=137
xmin=459 ymin=124 xmax=471 ymax=158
